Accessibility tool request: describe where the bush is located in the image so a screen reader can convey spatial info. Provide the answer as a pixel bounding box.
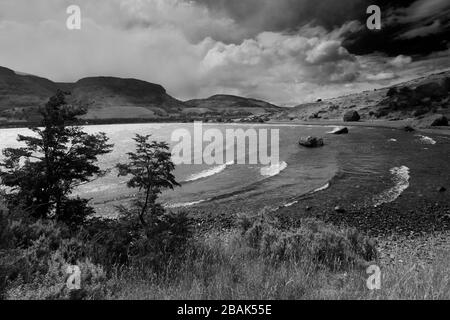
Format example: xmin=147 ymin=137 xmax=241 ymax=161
xmin=122 ymin=208 xmax=192 ymax=270
xmin=0 ymin=210 xmax=12 ymax=250
xmin=375 ymin=109 xmax=389 ymax=118
xmin=7 ymin=217 xmax=69 ymax=250
xmin=6 ymin=250 xmax=108 ymax=300
xmin=0 ymin=212 xmax=111 ymax=300
xmin=0 ymin=194 xmax=193 ymax=299
xmin=1 ymin=223 xmax=110 ymax=299
xmin=237 ymin=211 xmax=377 ymax=270
xmin=57 ymin=198 xmax=95 ymax=229
xmin=78 ymin=208 xmax=193 ymax=272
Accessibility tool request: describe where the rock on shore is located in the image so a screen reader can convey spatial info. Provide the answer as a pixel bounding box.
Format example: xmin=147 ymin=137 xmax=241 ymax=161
xmin=330 ymin=127 xmax=349 ymax=134
xmin=299 ymin=136 xmax=324 ymax=148
xmin=343 ymin=111 xmax=360 ymax=122
xmin=414 ymin=114 xmax=448 ymax=128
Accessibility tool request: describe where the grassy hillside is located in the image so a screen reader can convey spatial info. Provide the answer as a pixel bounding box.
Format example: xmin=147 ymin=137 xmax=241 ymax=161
xmin=274 ymin=70 xmax=450 ymax=127
xmin=63 ymin=77 xmax=186 ymax=120
xmin=185 ymin=94 xmax=282 ymax=117
xmin=0 ymin=67 xmax=57 ymax=121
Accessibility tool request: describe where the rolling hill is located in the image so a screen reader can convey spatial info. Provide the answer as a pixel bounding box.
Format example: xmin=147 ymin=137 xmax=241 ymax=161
xmin=184 ymin=95 xmax=281 ymax=117
xmin=61 ymin=77 xmax=186 ymax=120
xmin=0 ymin=67 xmax=57 ymax=112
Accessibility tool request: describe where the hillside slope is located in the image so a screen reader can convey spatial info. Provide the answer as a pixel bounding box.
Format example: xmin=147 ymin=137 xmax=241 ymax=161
xmin=61 ymin=77 xmax=186 ymax=120
xmin=185 ymin=94 xmax=281 ymax=117
xmin=0 ymin=67 xmax=57 ymax=115
xmin=274 ymin=70 xmax=450 ymax=128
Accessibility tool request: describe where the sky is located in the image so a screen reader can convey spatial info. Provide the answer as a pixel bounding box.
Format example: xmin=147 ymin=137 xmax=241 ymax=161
xmin=0 ymin=0 xmax=449 ymax=106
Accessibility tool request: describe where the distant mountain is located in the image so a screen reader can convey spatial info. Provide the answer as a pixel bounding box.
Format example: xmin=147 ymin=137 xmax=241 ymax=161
xmin=0 ymin=66 xmax=57 ymax=112
xmin=185 ymin=94 xmax=281 ymax=117
xmin=60 ymin=77 xmax=186 ymax=120
xmin=0 ymin=66 xmax=281 ymax=123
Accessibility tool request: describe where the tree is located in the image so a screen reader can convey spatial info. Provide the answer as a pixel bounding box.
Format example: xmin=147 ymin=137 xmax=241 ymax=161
xmin=0 ymin=90 xmax=113 ymax=223
xmin=116 ymin=134 xmax=179 ymax=227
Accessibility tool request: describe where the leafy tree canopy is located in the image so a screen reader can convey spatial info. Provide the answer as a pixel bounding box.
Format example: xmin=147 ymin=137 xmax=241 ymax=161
xmin=116 ymin=134 xmax=179 ymax=226
xmin=0 ymin=90 xmax=113 ymax=222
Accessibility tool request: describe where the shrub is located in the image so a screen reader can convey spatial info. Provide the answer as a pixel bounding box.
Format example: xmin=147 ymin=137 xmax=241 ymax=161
xmin=0 ymin=210 xmax=12 ymax=250
xmin=6 ymin=250 xmax=108 ymax=300
xmin=0 ymin=212 xmax=112 ymax=300
xmin=57 ymin=198 xmax=95 ymax=229
xmin=1 ymin=221 xmax=110 ymax=300
xmin=375 ymin=109 xmax=389 ymax=118
xmin=237 ymin=212 xmax=377 ymax=270
xmin=7 ymin=217 xmax=69 ymax=250
xmin=78 ymin=208 xmax=193 ymax=272
xmin=124 ymin=208 xmax=192 ymax=270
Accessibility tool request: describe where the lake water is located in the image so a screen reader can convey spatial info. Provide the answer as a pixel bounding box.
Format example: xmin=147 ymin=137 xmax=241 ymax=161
xmin=1 ymin=123 xmax=449 ymax=215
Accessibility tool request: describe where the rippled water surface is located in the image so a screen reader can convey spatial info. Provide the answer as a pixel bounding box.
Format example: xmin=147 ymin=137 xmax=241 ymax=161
xmin=1 ymin=123 xmax=449 ymax=212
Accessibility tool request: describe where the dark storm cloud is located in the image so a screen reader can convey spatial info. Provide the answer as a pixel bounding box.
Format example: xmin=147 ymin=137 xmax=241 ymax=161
xmin=191 ymin=0 xmax=450 ymax=56
xmin=344 ymin=0 xmax=450 ymax=56
xmin=192 ymin=0 xmax=373 ymax=33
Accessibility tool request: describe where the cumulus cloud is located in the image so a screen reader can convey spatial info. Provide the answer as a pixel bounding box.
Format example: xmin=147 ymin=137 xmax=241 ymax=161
xmin=389 ymin=55 xmax=413 ymax=68
xmin=197 ymin=28 xmax=365 ymax=103
xmin=366 ymin=72 xmax=397 ymax=81
xmin=305 ymin=41 xmax=352 ymax=64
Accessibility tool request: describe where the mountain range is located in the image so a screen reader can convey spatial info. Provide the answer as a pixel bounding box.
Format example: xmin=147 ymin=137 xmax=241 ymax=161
xmin=2 ymin=65 xmax=449 ymax=128
xmin=0 ymin=66 xmax=281 ymax=123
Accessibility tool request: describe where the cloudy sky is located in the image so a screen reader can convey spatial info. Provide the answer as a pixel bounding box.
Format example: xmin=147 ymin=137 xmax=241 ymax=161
xmin=0 ymin=0 xmax=449 ymax=105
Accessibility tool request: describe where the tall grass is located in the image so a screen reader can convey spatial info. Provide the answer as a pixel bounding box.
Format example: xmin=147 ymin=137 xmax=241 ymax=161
xmin=105 ymin=214 xmax=449 ymax=300
xmin=106 ymin=230 xmax=450 ymax=300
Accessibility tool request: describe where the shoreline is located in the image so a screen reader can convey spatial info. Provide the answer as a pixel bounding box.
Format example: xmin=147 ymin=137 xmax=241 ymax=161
xmin=268 ymin=119 xmax=450 ymax=137
xmin=3 ymin=118 xmax=449 ymax=138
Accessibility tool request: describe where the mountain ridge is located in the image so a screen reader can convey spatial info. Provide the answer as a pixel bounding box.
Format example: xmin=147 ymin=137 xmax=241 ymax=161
xmin=0 ymin=66 xmax=281 ymax=123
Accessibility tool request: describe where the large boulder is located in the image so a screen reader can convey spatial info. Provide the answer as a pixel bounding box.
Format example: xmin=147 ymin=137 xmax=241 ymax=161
xmin=414 ymin=82 xmax=447 ymax=99
xmin=414 ymin=114 xmax=448 ymax=127
xmin=299 ymin=136 xmax=324 ymax=148
xmin=430 ymin=114 xmax=448 ymax=126
xmin=329 ymin=127 xmax=349 ymax=134
xmin=441 ymin=77 xmax=450 ymax=92
xmin=386 ymin=87 xmax=398 ymax=97
xmin=343 ymin=111 xmax=360 ymax=122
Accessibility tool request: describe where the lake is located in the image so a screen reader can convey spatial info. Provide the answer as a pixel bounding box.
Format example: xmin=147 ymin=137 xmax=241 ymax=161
xmin=1 ymin=123 xmax=449 ymax=216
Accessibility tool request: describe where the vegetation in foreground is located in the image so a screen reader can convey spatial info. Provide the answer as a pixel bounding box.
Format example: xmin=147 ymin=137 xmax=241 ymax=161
xmin=0 ymin=91 xmax=449 ymax=300
xmin=1 ymin=207 xmax=449 ymax=300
